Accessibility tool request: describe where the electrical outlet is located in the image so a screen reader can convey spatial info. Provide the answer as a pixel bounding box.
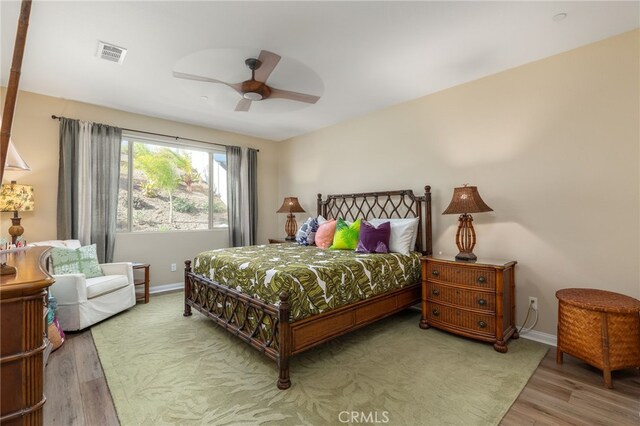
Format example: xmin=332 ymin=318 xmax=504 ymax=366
xmin=170 ymin=263 xmax=177 ymax=272
xmin=528 ymin=296 xmax=538 ymax=311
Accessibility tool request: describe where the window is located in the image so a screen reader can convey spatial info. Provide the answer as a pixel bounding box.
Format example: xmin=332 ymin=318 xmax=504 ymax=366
xmin=117 ymin=135 xmax=228 ymax=232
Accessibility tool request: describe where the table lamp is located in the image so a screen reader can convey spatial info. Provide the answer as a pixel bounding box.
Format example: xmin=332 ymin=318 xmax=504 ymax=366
xmin=442 ymin=185 xmax=492 ymax=261
xmin=0 ymin=180 xmax=35 ymax=244
xmin=277 ymin=197 xmax=305 ymax=241
xmin=1 ymin=140 xmax=32 ymax=275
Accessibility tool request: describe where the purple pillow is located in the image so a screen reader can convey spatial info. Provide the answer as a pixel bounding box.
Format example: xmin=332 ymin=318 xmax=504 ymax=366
xmin=356 ymin=220 xmax=391 ymax=253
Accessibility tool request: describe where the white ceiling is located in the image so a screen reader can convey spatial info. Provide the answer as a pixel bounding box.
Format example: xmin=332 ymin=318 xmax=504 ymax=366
xmin=1 ymin=1 xmax=638 ymax=141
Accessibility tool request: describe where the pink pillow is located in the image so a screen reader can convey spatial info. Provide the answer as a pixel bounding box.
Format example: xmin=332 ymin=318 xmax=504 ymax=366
xmin=315 ymin=219 xmax=337 ymax=249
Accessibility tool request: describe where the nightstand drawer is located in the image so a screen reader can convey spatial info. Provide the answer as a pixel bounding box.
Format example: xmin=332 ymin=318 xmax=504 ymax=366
xmin=425 ymin=261 xmax=496 ymax=290
xmin=427 ymin=283 xmax=495 ymax=312
xmin=427 ymin=303 xmax=496 ymax=335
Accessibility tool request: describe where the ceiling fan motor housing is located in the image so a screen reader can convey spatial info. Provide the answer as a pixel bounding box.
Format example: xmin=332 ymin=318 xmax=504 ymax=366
xmin=242 ymin=80 xmax=271 ymax=100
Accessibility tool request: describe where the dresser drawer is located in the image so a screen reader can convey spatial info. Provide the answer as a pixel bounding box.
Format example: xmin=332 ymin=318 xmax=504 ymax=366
xmin=427 ymin=303 xmax=496 ymax=335
xmin=426 ymin=260 xmax=496 ymax=290
xmin=427 ymin=283 xmax=495 ymax=312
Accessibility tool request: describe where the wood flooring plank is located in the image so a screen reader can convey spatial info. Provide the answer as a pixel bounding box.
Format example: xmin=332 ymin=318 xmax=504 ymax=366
xmin=73 ymin=331 xmax=104 ymax=383
xmin=540 ymin=350 xmax=640 ymax=397
xmin=517 ymin=385 xmax=632 ymax=425
xmin=568 ymin=390 xmax=640 ymax=425
xmin=535 ymin=367 xmax=640 ymax=407
xmin=506 ymin=399 xmax=585 ymax=426
xmin=79 ymin=377 xmax=119 ymax=426
xmin=501 ymin=401 xmax=575 ymax=426
xmin=525 ymin=374 xmax=572 ymax=402
xmin=43 ymin=334 xmax=86 ymax=425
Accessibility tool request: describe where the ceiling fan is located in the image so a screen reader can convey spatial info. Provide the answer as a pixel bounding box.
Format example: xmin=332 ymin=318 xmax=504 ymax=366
xmin=173 ymin=50 xmax=320 ymax=112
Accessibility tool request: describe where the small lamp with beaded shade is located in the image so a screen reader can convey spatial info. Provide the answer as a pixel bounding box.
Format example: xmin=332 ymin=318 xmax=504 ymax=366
xmin=442 ymin=185 xmax=493 ymax=261
xmin=277 ymin=197 xmax=306 ymax=241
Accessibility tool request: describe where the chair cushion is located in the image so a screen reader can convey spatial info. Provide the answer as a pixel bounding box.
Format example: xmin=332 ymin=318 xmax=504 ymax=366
xmin=86 ymin=275 xmax=129 ymax=299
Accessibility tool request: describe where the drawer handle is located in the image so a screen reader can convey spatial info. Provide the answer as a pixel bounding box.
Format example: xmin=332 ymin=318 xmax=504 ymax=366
xmin=432 ymin=289 xmax=440 ymax=296
xmin=478 ymin=321 xmax=487 ymax=328
xmin=432 ymin=309 xmax=439 ymax=316
xmin=478 ymin=299 xmax=486 ymax=306
xmin=432 ymin=270 xmax=439 ymax=277
xmin=477 ymin=276 xmax=487 ymax=284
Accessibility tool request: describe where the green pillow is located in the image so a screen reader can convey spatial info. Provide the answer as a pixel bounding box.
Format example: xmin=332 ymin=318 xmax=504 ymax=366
xmin=330 ymin=218 xmax=362 ymax=250
xmin=50 ymin=244 xmax=104 ymax=278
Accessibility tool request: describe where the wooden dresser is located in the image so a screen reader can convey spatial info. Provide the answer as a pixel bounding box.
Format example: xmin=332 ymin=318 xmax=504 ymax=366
xmin=419 ymin=256 xmax=517 ymax=352
xmin=1 ymin=247 xmax=54 ymax=425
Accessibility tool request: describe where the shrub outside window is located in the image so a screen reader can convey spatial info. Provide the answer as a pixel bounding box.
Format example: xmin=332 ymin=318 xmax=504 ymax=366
xmin=117 ymin=136 xmax=228 ymax=232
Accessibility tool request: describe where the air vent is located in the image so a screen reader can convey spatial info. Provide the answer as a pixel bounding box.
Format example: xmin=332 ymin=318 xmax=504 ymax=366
xmin=97 ymin=41 xmax=127 ymax=64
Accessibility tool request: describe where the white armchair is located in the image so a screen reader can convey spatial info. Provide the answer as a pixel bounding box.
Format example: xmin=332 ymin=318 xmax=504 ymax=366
xmin=30 ymin=240 xmax=136 ymax=331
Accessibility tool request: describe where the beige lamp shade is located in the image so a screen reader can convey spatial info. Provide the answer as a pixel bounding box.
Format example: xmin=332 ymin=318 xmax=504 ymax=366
xmin=4 ymin=141 xmax=31 ymax=171
xmin=277 ymin=197 xmax=306 ymax=214
xmin=0 ymin=181 xmax=35 ymax=213
xmin=442 ymin=185 xmax=493 ymax=215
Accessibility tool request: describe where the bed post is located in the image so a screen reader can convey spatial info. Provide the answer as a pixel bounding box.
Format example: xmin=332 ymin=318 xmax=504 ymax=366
xmin=277 ymin=291 xmax=291 ymax=389
xmin=424 ymin=185 xmax=432 ymax=256
xmin=183 ymin=260 xmax=192 ymax=317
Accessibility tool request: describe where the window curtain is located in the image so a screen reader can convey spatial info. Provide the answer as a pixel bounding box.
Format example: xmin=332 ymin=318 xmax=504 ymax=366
xmin=226 ymin=146 xmax=258 ymax=247
xmin=57 ymin=118 xmax=122 ymax=263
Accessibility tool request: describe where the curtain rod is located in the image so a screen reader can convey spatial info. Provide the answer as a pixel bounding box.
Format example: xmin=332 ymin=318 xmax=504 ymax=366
xmin=50 ymin=115 xmax=259 ymax=152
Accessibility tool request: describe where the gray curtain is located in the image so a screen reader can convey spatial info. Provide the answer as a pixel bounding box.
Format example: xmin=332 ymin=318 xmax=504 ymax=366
xmin=57 ymin=118 xmax=79 ymax=241
xmin=226 ymin=146 xmax=258 ymax=247
xmin=90 ymin=124 xmax=122 ymax=263
xmin=57 ymin=118 xmax=122 ymax=262
xmin=246 ymin=148 xmax=258 ymax=244
xmin=226 ymin=146 xmax=242 ymax=247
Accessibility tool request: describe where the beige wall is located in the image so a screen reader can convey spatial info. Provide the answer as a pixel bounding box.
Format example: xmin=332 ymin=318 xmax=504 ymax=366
xmin=3 ymin=30 xmax=638 ymax=335
xmin=1 ymin=90 xmax=280 ymax=287
xmin=277 ymin=30 xmax=640 ymax=335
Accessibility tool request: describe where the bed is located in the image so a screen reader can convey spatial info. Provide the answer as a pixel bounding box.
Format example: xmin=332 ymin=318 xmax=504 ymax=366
xmin=183 ymin=187 xmax=432 ymax=389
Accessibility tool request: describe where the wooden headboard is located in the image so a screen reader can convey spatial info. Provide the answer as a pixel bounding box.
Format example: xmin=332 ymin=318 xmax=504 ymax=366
xmin=316 ymin=186 xmax=432 ymax=255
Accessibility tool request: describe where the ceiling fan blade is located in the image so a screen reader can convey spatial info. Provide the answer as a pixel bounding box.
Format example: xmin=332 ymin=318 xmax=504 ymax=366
xmin=270 ymin=88 xmax=320 ymax=104
xmin=173 ymin=71 xmax=242 ymax=93
xmin=254 ymin=50 xmax=281 ymax=83
xmin=235 ymin=98 xmax=252 ymax=112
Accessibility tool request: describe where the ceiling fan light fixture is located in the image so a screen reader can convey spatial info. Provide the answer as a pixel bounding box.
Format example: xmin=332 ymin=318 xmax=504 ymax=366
xmin=243 ymin=92 xmax=263 ymax=101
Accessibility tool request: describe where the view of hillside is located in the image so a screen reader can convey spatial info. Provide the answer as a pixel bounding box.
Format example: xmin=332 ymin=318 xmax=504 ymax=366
xmin=117 ymin=142 xmax=228 ymax=232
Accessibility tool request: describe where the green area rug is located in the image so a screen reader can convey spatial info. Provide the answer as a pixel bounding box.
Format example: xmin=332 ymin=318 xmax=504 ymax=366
xmin=92 ymin=292 xmax=547 ymax=425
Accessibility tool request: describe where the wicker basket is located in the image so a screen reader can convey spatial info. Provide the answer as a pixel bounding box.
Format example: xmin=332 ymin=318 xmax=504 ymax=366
xmin=556 ymin=288 xmax=640 ymax=389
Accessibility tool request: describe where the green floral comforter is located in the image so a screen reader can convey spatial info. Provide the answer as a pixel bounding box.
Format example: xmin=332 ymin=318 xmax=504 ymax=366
xmin=193 ymin=244 xmax=421 ymax=321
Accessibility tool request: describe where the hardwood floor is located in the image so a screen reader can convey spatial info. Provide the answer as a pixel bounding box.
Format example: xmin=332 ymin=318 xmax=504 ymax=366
xmin=44 ymin=331 xmax=119 ymax=426
xmin=44 ymin=330 xmax=639 ymax=426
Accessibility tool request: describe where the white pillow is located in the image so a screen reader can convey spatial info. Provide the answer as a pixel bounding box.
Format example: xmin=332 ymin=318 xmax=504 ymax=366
xmin=369 ymin=218 xmax=419 ymax=254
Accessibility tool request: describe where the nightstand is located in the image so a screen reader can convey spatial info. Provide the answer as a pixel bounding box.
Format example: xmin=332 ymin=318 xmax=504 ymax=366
xmin=132 ymin=262 xmax=150 ymax=304
xmin=419 ymin=256 xmax=517 ymax=352
xmin=268 ymin=238 xmax=290 ymax=244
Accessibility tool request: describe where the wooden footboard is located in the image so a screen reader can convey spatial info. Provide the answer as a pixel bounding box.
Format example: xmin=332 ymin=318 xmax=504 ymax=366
xmin=184 ymin=260 xmax=420 ymax=389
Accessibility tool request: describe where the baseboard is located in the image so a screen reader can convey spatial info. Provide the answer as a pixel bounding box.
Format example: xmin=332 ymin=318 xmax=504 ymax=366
xmin=149 ymin=282 xmax=183 ymax=294
xmin=519 ymin=328 xmax=557 ymax=347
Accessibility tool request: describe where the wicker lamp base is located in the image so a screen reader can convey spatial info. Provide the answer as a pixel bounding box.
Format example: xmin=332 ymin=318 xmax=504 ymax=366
xmin=284 ymin=214 xmax=297 ymax=241
xmin=454 ymin=214 xmax=477 ymax=261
